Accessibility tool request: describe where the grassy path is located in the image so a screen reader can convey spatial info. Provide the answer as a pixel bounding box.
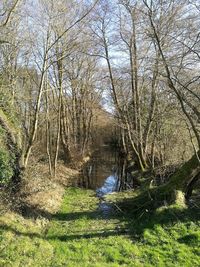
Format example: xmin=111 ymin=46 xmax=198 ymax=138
xmin=1 ymin=187 xmax=200 ymax=266
xmin=46 ymin=188 xmax=136 ymax=267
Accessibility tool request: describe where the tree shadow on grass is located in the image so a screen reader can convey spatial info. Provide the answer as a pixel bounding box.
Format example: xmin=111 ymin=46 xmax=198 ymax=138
xmin=1 ymin=204 xmax=199 ymax=243
xmin=0 ymin=223 xmax=128 ymax=242
xmin=18 ymin=203 xmax=52 ymax=220
xmin=123 ymin=204 xmax=200 ymax=241
xmin=0 ymin=224 xmax=42 ymax=239
xmin=46 ymin=228 xmax=129 ymax=241
xmin=177 ymin=234 xmax=199 ymax=246
xmin=52 ymin=210 xmax=101 ymax=221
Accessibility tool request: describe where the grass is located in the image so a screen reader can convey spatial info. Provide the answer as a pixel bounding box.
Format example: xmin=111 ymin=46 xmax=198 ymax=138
xmin=0 ymin=187 xmax=200 ymax=266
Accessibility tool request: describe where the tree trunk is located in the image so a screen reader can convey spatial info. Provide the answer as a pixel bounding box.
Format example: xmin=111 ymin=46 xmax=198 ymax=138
xmin=118 ymin=151 xmax=200 ymax=211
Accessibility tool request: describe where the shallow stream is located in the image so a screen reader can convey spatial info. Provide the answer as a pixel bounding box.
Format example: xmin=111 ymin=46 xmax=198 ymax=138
xmin=75 ymin=146 xmax=122 ymax=216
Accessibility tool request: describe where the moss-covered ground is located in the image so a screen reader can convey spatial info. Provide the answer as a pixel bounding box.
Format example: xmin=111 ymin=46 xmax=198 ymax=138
xmin=0 ymin=187 xmax=200 ymax=266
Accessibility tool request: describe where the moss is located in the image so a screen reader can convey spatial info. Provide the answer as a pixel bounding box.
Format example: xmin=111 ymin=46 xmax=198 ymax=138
xmin=0 ymin=88 xmax=20 ymax=129
xmin=168 ymin=151 xmax=200 ymax=191
xmin=0 ymin=109 xmax=21 ymax=148
xmin=0 ymin=147 xmax=14 ymax=184
xmin=113 ymin=152 xmax=200 ymax=213
xmin=0 ymin=125 xmax=16 ymax=185
xmin=0 ymin=107 xmax=21 ymax=186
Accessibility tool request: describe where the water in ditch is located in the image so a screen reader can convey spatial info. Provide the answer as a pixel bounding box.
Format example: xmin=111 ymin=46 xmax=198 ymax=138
xmin=75 ymin=146 xmax=133 ymax=217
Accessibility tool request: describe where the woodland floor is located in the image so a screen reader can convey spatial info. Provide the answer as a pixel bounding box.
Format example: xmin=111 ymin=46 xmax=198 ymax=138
xmin=0 ymin=187 xmax=200 ymax=267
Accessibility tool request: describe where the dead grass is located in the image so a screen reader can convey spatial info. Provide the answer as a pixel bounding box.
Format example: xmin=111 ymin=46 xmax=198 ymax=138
xmin=18 ymin=159 xmax=80 ymax=216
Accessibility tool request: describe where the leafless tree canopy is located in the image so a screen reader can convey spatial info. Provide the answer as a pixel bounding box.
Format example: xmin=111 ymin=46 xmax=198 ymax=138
xmin=0 ymin=0 xmax=199 ymax=192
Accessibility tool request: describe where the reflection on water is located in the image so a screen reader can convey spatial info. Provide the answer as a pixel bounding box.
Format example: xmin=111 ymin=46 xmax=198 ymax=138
xmin=75 ymin=146 xmax=135 ymax=195
xmin=77 ymin=146 xmax=118 ymax=190
xmin=74 ymin=146 xmax=118 ymax=216
xmin=96 ymin=174 xmax=118 ymax=197
xmin=96 ymin=173 xmax=118 ymax=217
xmin=98 ymin=200 xmax=114 ymax=218
xmin=75 ymin=146 xmax=134 ymax=193
xmin=74 ymin=146 xmax=136 ymax=216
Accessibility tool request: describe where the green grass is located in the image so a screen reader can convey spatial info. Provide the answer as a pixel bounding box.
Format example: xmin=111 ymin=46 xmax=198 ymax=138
xmin=0 ymin=187 xmax=200 ymax=266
